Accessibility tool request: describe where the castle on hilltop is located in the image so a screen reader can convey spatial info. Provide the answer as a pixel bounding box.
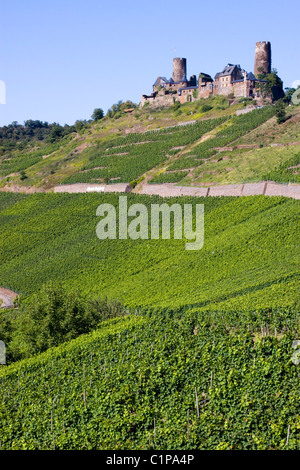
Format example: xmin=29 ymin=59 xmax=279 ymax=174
xmin=141 ymin=41 xmax=275 ymax=108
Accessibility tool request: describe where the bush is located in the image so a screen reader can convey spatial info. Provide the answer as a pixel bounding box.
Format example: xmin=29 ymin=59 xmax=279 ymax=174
xmin=275 ymin=100 xmax=287 ymax=124
xmin=8 ymin=282 xmax=126 ymax=360
xmin=130 ymin=175 xmax=145 ymax=188
xmin=201 ymin=104 xmax=213 ymax=113
xmin=20 ymin=170 xmax=27 ymax=180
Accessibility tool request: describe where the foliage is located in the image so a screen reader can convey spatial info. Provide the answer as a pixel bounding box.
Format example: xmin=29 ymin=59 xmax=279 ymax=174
xmin=275 ymin=100 xmax=287 ymax=124
xmin=172 ymin=101 xmax=181 ymax=111
xmin=201 ymin=104 xmax=213 ymax=113
xmin=149 ymin=171 xmax=189 ymax=183
xmin=4 ymin=282 xmax=127 ymax=361
xmin=91 ymin=108 xmax=104 ymax=121
xmin=284 ymin=88 xmax=297 ymax=104
xmin=262 ymin=152 xmax=300 ymax=184
xmin=130 ymin=175 xmax=145 ymax=189
xmin=0 ymin=307 xmax=299 ymax=450
xmin=257 ymin=70 xmax=284 ymax=101
xmin=0 ymin=138 xmax=74 ymax=178
xmin=106 ymin=100 xmax=137 ymax=118
xmin=169 ymin=105 xmax=277 ymax=172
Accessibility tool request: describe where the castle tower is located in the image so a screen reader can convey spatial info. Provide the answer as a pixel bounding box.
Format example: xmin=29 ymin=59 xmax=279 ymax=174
xmin=254 ymin=41 xmax=271 ymax=76
xmin=172 ymin=58 xmax=187 ymax=82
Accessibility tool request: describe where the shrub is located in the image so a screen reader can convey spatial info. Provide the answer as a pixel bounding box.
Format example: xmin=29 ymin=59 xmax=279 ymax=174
xmin=201 ymin=104 xmax=213 ymax=113
xmin=9 ymin=282 xmax=126 ymax=360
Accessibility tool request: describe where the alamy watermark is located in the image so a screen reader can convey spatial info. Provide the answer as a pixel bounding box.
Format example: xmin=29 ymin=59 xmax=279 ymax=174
xmin=0 ymin=341 xmax=6 ymax=365
xmin=96 ymin=196 xmax=204 ymax=251
xmin=291 ymin=80 xmax=300 ymax=105
xmin=0 ymin=80 xmax=6 ymax=105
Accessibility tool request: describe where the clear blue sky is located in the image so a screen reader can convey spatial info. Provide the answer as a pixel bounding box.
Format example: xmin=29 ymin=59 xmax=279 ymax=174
xmin=0 ymin=0 xmax=299 ymax=126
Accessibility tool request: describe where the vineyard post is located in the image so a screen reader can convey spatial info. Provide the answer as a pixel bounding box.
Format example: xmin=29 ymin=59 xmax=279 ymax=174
xmin=195 ymin=387 xmax=199 ymax=418
xmin=286 ymin=424 xmax=290 ymax=447
xmin=187 ymin=409 xmax=190 ymax=441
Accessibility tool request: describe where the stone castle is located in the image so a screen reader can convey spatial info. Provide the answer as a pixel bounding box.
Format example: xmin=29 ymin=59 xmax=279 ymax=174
xmin=141 ymin=41 xmax=273 ymax=108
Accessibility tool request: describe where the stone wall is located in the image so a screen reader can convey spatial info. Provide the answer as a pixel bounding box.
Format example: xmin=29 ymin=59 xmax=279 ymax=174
xmin=141 ymin=93 xmax=175 ymax=108
xmin=137 ymin=182 xmax=300 ymax=199
xmin=53 ymin=183 xmax=132 ymax=194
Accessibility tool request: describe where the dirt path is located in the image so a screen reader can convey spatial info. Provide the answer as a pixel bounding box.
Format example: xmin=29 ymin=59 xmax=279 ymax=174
xmin=0 ymin=287 xmax=18 ymax=309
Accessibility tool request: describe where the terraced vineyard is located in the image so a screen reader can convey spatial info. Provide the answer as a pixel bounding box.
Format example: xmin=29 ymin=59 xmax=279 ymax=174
xmin=2 ymin=100 xmax=299 ymax=191
xmin=61 ymin=117 xmax=228 ymax=185
xmin=152 ymin=105 xmax=278 ymax=183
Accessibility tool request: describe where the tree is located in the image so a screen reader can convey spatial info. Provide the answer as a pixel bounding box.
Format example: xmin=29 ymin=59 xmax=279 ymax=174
xmin=258 ymin=69 xmax=284 ymax=101
xmin=275 ymin=99 xmax=286 ymax=124
xmin=9 ymin=282 xmax=126 ymax=360
xmin=91 ymin=108 xmax=104 ymax=121
xmin=48 ymin=124 xmax=64 ymax=142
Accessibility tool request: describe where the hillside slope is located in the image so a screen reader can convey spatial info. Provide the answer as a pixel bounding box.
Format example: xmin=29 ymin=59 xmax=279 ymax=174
xmin=1 ymin=99 xmax=300 ymax=192
xmin=0 ymin=192 xmax=299 ymax=312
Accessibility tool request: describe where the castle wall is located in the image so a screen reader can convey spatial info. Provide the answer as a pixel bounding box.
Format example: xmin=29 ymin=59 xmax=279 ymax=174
xmin=232 ymin=81 xmax=250 ymax=97
xmin=198 ymin=87 xmax=212 ymax=98
xmin=141 ymin=93 xmax=174 ymax=108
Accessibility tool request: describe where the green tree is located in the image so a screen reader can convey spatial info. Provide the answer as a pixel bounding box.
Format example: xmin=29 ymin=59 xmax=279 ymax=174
xmin=48 ymin=124 xmax=64 ymax=142
xmin=258 ymin=69 xmax=284 ymax=101
xmin=283 ymin=87 xmax=297 ymax=104
xmin=9 ymin=282 xmax=126 ymax=360
xmin=91 ymin=108 xmax=104 ymax=121
xmin=275 ymin=99 xmax=286 ymax=124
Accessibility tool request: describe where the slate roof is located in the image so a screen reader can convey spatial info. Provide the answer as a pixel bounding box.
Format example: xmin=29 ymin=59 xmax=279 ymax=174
xmin=232 ymin=72 xmax=259 ymax=83
xmin=199 ymin=72 xmax=213 ymax=79
xmin=153 ymin=77 xmax=169 ymax=87
xmin=178 ymin=86 xmax=198 ymax=91
xmin=153 ymin=75 xmax=187 ymax=86
xmin=178 ymin=85 xmax=198 ymax=95
xmin=215 ymin=64 xmax=241 ymax=79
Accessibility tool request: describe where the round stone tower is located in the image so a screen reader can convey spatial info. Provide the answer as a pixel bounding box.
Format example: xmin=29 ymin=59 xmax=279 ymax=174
xmin=254 ymin=41 xmax=271 ymax=76
xmin=172 ymin=58 xmax=187 ymax=82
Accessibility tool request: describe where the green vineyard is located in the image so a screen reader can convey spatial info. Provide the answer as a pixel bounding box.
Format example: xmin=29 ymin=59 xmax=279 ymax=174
xmin=0 ymin=192 xmax=299 ymax=311
xmin=0 ymin=100 xmax=299 ymax=452
xmin=0 ymin=308 xmax=299 ymax=450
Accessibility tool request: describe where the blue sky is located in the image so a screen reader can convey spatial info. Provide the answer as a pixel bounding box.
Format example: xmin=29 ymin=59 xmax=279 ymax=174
xmin=0 ymin=0 xmax=299 ymax=126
